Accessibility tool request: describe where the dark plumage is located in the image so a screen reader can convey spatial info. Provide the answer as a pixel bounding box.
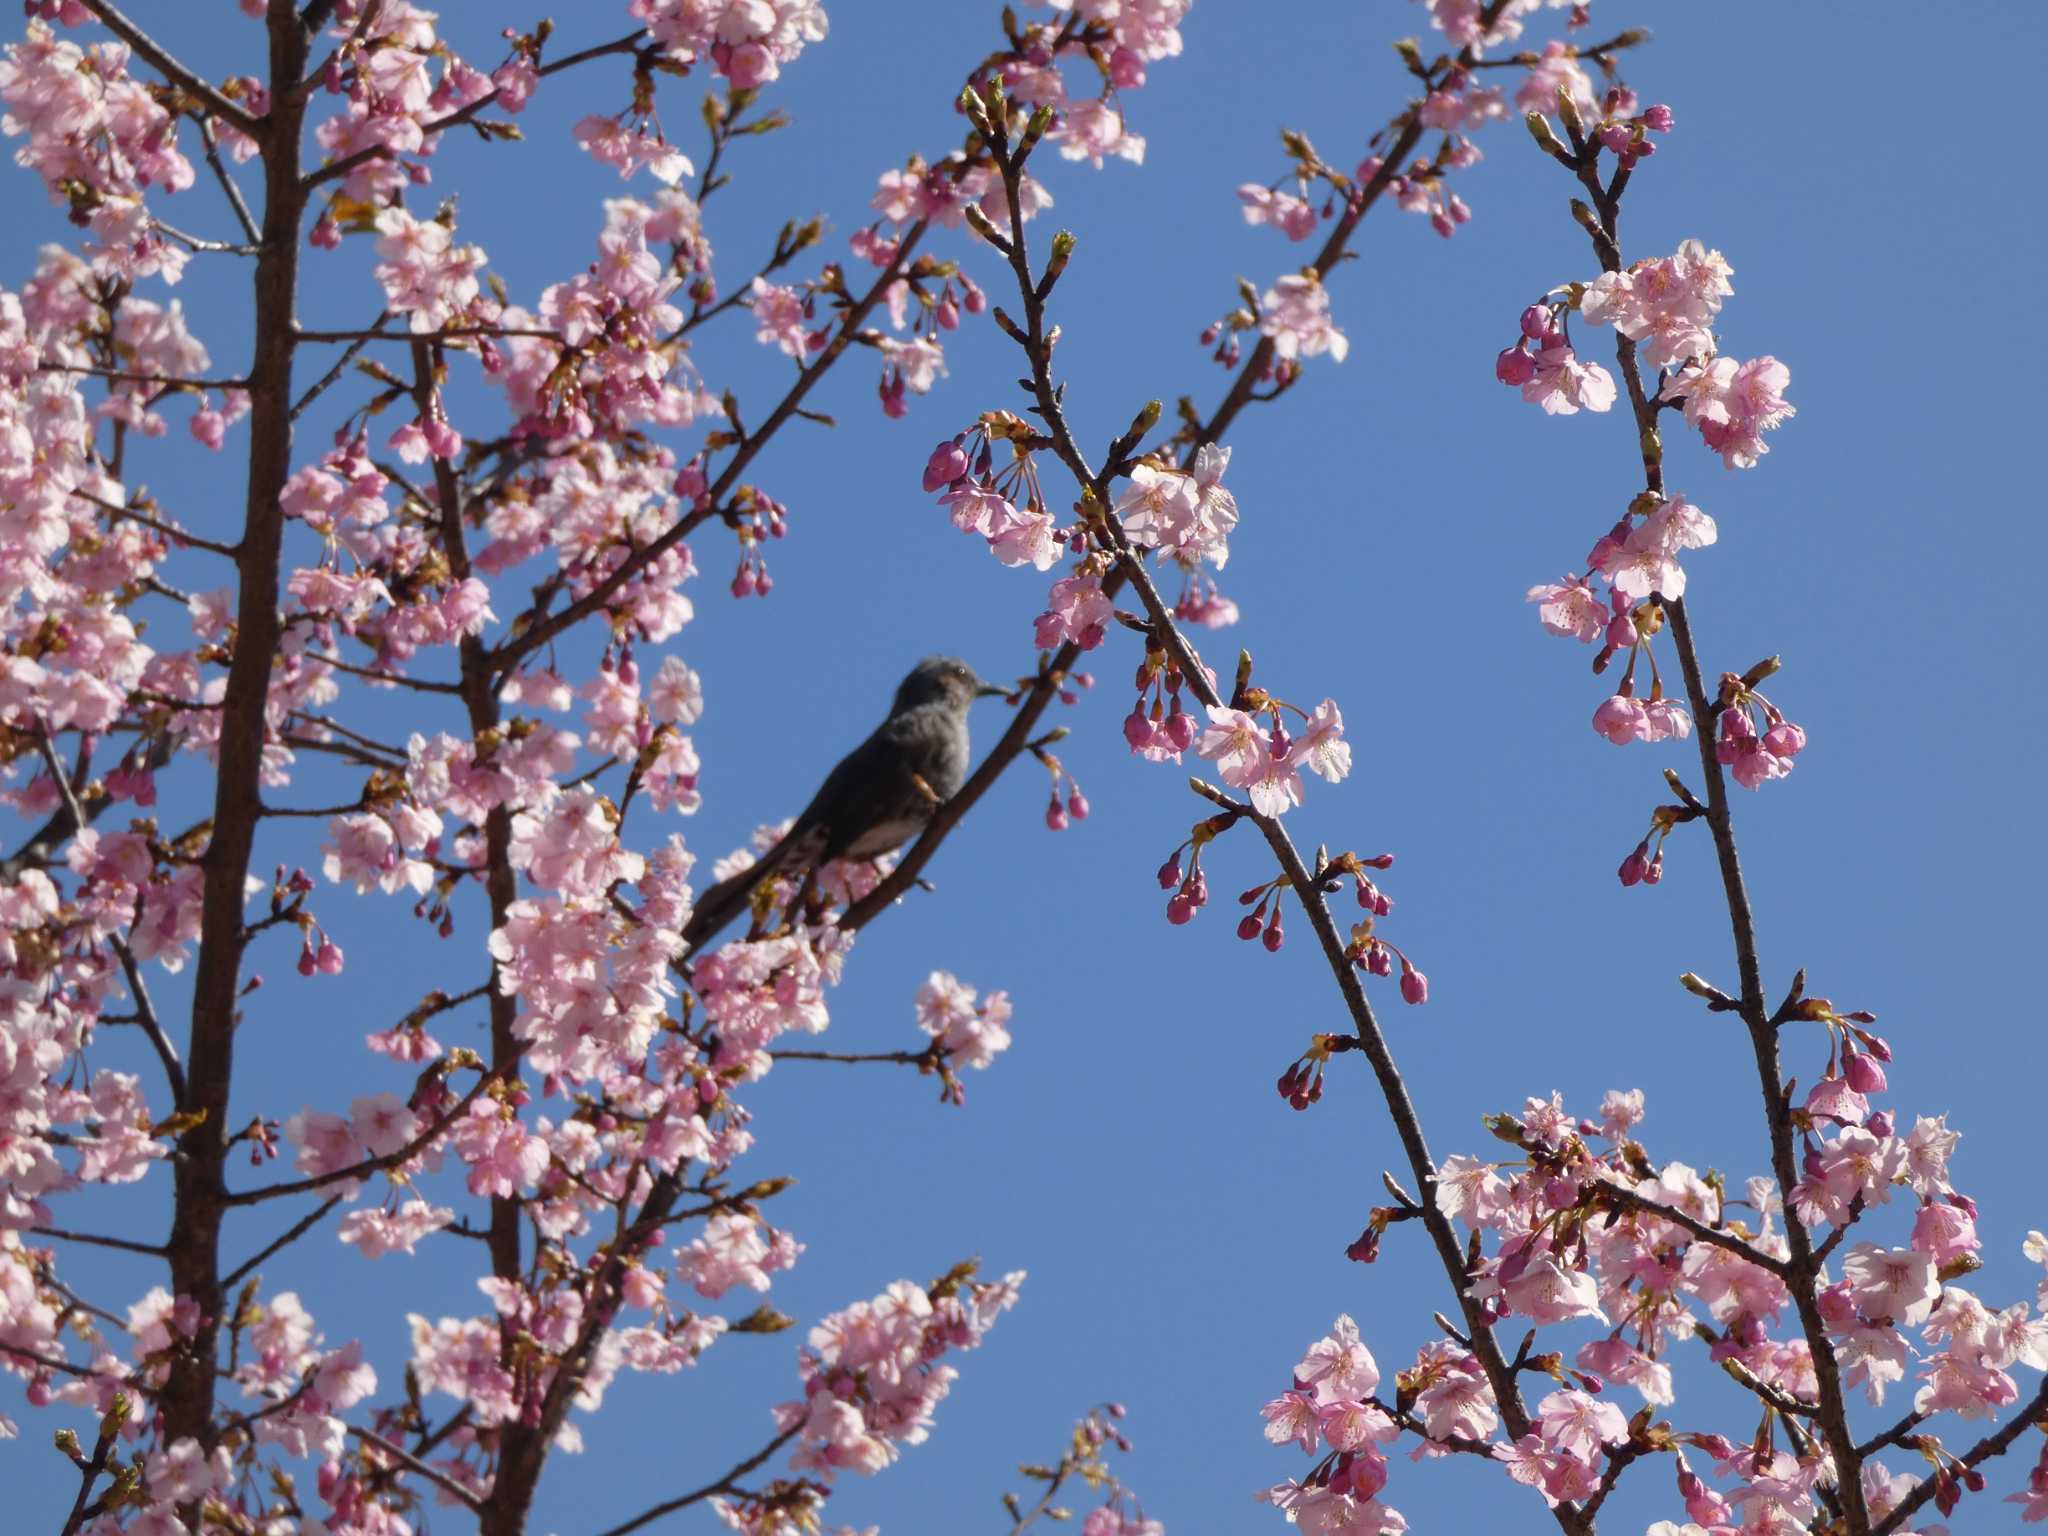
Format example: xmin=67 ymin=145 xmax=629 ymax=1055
xmin=680 ymin=656 xmax=1001 ymax=949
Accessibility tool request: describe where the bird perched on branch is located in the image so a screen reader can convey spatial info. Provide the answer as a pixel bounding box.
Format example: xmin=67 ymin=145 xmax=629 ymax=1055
xmin=680 ymin=656 xmax=1006 ymax=950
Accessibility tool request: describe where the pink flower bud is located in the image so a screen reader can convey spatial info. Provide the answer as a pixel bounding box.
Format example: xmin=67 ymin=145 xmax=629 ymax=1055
xmin=1237 ymin=913 xmax=1263 ymax=941
xmin=1355 ymin=155 xmax=1385 ymax=183
xmin=1262 ymin=911 xmax=1284 ymax=952
xmin=1606 ymin=612 xmax=1637 ymax=647
xmin=1166 ymin=892 xmax=1195 ymax=925
xmin=934 ymin=293 xmax=960 ymax=331
xmin=1519 ymin=304 xmax=1556 ymax=341
xmin=1365 ymin=944 xmax=1392 ymax=977
xmin=1108 ymin=45 xmax=1146 ymax=89
xmin=1617 ymin=842 xmax=1649 ymax=886
xmin=1045 ymin=796 xmax=1068 ymax=832
xmin=1066 ymin=789 xmax=1089 ymax=821
xmin=1495 ymin=345 xmax=1536 ymax=386
xmin=1156 ymin=855 xmax=1182 ymax=890
xmin=309 ymin=214 xmax=342 ymax=250
xmin=1764 ymin=721 xmax=1806 ymax=757
xmin=188 ymin=407 xmax=226 ymax=450
xmin=1842 ymin=1047 xmax=1887 ymax=1095
xmin=1400 ymin=968 xmax=1428 ymax=1005
xmin=1123 ymin=706 xmax=1157 ymax=750
xmin=1345 ymin=1227 xmax=1379 ymax=1263
xmin=1644 ymin=850 xmax=1664 ymax=884
xmin=1161 ymin=709 xmax=1195 ymax=752
xmin=1641 ymin=103 xmax=1674 ymax=132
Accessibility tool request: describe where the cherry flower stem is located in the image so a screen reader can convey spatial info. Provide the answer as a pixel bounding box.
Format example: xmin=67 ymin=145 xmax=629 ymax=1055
xmin=1869 ymin=1374 xmax=2048 ymax=1536
xmin=771 ymin=1045 xmax=934 ymax=1067
xmin=112 ymin=931 xmax=186 ymax=1109
xmin=31 ymin=726 xmax=190 ymax=1111
xmin=57 ymin=1412 xmax=121 ymax=1536
xmin=345 ymin=1422 xmax=485 ymax=1515
xmin=591 ymin=1426 xmax=803 ymax=1536
xmin=75 ymin=0 xmax=261 ymax=136
xmin=306 ymin=650 xmax=464 ymax=694
xmin=290 ymin=312 xmax=393 ymax=420
xmin=1251 ymin=812 xmax=1568 ymax=1495
xmin=1556 ymin=120 xmax=1876 ymax=1533
xmin=68 ymin=486 xmax=242 ymax=559
xmin=1464 ymin=31 xmax=1649 ymax=70
xmin=197 ymin=116 xmax=264 ymax=248
xmin=219 ymin=1194 xmax=346 ymax=1291
xmin=152 ymin=219 xmax=261 ymax=257
xmin=1692 ymin=1322 xmax=1820 ymax=1419
xmin=1588 ymin=1183 xmax=1788 ymax=1277
xmin=302 ymin=29 xmax=650 ymax=191
xmin=29 ymin=1224 xmax=168 ymax=1258
xmin=973 ymin=102 xmax=1574 ymax=1498
xmin=223 ymin=1074 xmax=489 ymax=1206
xmin=1854 ymin=1409 xmax=1927 ymax=1460
xmin=41 ymin=363 xmax=249 ymax=390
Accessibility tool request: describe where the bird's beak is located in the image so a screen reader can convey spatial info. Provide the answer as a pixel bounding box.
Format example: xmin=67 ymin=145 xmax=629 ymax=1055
xmin=974 ymin=681 xmax=1008 ymax=700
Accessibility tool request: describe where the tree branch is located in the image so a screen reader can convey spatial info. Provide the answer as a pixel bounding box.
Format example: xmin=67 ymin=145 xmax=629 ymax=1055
xmin=77 ymin=1 xmax=261 ymax=134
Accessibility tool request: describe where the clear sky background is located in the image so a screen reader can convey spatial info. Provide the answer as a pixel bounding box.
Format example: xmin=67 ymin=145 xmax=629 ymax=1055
xmin=11 ymin=3 xmax=2048 ymax=1533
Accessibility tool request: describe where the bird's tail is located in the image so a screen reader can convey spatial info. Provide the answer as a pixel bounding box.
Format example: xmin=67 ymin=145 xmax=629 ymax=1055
xmin=679 ymin=829 xmax=811 ymax=953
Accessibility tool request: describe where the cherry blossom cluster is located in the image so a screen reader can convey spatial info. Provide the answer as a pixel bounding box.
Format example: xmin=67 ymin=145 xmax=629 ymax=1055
xmin=0 ymin=1 xmax=1104 ymax=1529
xmin=1263 ymin=1042 xmax=2042 ymax=1531
xmin=778 ymin=1266 xmax=1023 ymax=1478
xmin=1711 ymin=669 xmax=1807 ymax=791
xmin=848 ymin=0 xmax=1192 ymax=415
xmin=0 ymin=21 xmax=197 ymax=283
xmin=925 ymin=412 xmax=1068 ymax=572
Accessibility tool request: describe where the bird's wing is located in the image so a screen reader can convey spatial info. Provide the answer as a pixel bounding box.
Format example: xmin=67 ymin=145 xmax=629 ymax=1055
xmin=792 ymin=716 xmax=929 ymax=861
xmin=680 ymin=723 xmax=898 ymax=951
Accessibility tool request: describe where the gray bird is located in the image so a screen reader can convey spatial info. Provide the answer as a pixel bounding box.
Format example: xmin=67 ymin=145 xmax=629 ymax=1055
xmin=681 ymin=656 xmax=1005 ymax=950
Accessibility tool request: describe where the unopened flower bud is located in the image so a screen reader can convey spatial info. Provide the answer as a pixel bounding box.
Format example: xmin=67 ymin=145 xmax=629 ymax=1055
xmin=1495 ymin=345 xmax=1536 ymax=386
xmin=1764 ymin=721 xmax=1806 ymax=757
xmin=922 ymin=441 xmax=969 ymax=492
xmin=1156 ymin=855 xmax=1182 ymax=890
xmin=1842 ymin=1048 xmax=1887 ymax=1095
xmin=1237 ymin=913 xmax=1264 ymax=941
xmin=1399 ymin=968 xmax=1428 ymax=1005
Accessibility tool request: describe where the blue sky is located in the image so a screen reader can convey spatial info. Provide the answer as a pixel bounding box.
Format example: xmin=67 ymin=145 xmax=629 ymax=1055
xmin=11 ymin=2 xmax=2047 ymax=1533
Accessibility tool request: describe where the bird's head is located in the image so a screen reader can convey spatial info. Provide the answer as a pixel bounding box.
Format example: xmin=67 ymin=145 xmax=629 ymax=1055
xmin=894 ymin=655 xmax=1005 ymax=713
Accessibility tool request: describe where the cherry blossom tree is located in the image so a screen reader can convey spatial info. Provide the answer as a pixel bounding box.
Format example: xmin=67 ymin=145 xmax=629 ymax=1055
xmin=0 ymin=2 xmax=2035 ymax=1536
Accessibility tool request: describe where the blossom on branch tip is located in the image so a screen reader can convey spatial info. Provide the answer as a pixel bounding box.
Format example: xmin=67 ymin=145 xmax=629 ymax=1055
xmin=1259 ymin=273 xmax=1347 ymax=365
